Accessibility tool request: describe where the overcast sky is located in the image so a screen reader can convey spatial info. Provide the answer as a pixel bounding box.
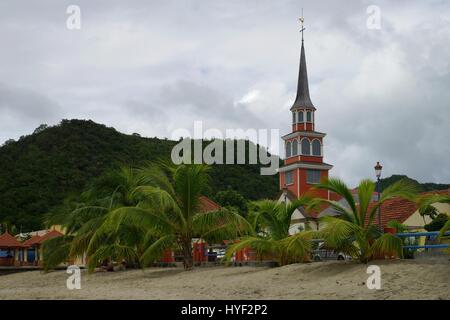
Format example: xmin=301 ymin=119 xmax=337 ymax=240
xmin=0 ymin=0 xmax=449 ymax=186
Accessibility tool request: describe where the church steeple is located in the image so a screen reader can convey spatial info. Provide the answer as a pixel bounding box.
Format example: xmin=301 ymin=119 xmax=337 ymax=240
xmin=278 ymin=14 xmax=333 ymax=203
xmin=291 ymin=41 xmax=315 ymax=110
xmin=291 ymin=13 xmax=315 ymax=111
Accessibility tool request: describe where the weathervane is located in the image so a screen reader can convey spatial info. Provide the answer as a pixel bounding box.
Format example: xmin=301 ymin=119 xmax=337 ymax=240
xmin=299 ymin=9 xmax=305 ymax=42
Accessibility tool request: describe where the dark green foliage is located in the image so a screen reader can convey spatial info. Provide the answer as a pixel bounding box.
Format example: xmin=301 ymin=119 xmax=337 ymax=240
xmin=424 ymin=213 xmax=449 ymax=232
xmin=379 ymin=175 xmax=447 ymax=193
xmin=213 ymin=189 xmax=248 ymax=216
xmin=0 ymin=119 xmax=278 ymax=231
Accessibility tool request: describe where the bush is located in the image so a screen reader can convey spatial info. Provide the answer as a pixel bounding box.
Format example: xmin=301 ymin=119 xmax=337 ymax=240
xmin=424 ymin=213 xmax=449 ymax=232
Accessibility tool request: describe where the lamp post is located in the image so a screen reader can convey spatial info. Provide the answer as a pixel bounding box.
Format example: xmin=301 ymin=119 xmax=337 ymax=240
xmin=374 ymin=161 xmax=383 ymax=232
xmin=282 ymin=184 xmax=288 ymax=206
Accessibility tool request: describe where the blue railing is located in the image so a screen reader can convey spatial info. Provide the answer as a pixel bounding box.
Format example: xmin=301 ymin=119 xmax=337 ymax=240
xmin=396 ymin=231 xmax=449 ymax=250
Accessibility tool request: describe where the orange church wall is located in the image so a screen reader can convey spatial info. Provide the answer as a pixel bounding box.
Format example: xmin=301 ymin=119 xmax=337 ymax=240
xmin=300 ymin=155 xmax=323 ymax=163
xmin=280 ymin=169 xmax=329 ymax=199
xmin=284 ymin=156 xmax=301 ymax=165
xmin=291 ymin=123 xmax=314 ymax=132
xmin=279 ymin=169 xmax=299 ymax=196
xmin=284 ymin=156 xmax=322 ymax=166
xmin=297 ymin=169 xmax=329 ymax=199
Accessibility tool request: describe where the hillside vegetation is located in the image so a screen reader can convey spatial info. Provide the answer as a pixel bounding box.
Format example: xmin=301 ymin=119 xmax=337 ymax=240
xmin=0 ymin=120 xmax=279 ymax=230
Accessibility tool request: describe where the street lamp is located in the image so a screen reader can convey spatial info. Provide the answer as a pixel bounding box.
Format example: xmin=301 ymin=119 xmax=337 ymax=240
xmin=282 ymin=183 xmax=288 ymax=205
xmin=374 ymin=161 xmax=383 ymax=232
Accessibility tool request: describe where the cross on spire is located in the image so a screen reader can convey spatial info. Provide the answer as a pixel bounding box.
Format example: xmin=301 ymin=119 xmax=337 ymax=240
xmin=291 ymin=10 xmax=315 ymax=111
xmin=299 ymin=9 xmax=305 ymax=42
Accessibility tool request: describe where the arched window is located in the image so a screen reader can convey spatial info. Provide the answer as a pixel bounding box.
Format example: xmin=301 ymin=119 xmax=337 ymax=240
xmin=292 ymin=139 xmax=298 ymax=155
xmin=312 ymin=139 xmax=321 ymax=156
xmin=298 ymin=110 xmax=304 ymax=122
xmin=306 ymin=111 xmax=312 ymax=122
xmin=286 ymin=141 xmax=292 ymax=158
xmin=292 ymin=112 xmax=296 ymax=124
xmin=301 ymin=139 xmax=311 ymax=155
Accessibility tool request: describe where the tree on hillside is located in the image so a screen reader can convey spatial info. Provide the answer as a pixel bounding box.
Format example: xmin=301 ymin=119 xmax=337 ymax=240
xmin=33 ymin=124 xmax=48 ymax=135
xmin=0 ymin=119 xmax=279 ymax=231
xmin=214 ymin=189 xmax=248 ymax=216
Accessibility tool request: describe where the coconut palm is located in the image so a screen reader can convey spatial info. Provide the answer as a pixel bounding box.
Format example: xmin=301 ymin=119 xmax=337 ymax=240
xmin=311 ymin=178 xmax=418 ymax=263
xmin=225 ymin=198 xmax=315 ymax=266
xmin=88 ymin=163 xmax=247 ymax=270
xmin=42 ymin=166 xmax=144 ymax=270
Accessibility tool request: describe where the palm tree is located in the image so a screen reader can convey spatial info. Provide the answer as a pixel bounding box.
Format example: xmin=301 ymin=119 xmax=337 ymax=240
xmin=311 ymin=178 xmax=418 ymax=263
xmin=225 ymin=198 xmax=315 ymax=266
xmin=42 ymin=166 xmax=144 ymax=270
xmin=88 ymin=163 xmax=246 ymax=270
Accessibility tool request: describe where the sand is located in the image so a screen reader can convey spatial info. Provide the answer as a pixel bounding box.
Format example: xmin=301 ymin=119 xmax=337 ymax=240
xmin=0 ymin=259 xmax=448 ymax=300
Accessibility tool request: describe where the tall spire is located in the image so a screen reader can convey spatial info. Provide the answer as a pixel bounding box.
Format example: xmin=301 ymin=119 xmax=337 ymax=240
xmin=291 ymin=13 xmax=315 ymax=111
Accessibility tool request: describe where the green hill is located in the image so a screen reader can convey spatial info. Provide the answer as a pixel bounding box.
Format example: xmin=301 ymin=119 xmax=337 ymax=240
xmin=379 ymin=174 xmax=448 ymax=193
xmin=0 ymin=119 xmax=279 ymax=231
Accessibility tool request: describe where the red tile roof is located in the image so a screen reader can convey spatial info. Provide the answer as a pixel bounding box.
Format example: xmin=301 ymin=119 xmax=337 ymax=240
xmin=366 ymin=198 xmax=417 ymax=228
xmin=199 ymin=196 xmax=221 ymax=213
xmin=37 ymin=229 xmax=64 ymax=244
xmin=23 ymin=235 xmax=42 ymax=246
xmin=365 ymin=189 xmax=449 ymax=228
xmin=0 ymin=232 xmax=25 ymax=248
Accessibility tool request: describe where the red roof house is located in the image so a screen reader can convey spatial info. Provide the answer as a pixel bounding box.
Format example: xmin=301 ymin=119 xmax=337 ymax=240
xmin=198 ymin=196 xmax=221 ymax=213
xmin=37 ymin=229 xmax=64 ymax=244
xmin=0 ymin=232 xmax=25 ymax=248
xmin=23 ymin=235 xmax=42 ymax=247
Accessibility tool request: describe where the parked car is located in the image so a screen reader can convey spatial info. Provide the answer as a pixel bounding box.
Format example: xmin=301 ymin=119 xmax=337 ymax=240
xmin=311 ymin=242 xmax=351 ymax=261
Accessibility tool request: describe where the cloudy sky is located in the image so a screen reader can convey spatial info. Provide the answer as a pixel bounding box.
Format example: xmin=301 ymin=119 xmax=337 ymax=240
xmin=0 ymin=0 xmax=449 ymax=186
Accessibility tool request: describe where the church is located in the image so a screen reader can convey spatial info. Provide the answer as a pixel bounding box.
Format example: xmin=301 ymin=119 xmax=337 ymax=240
xmin=278 ymin=22 xmax=334 ymax=232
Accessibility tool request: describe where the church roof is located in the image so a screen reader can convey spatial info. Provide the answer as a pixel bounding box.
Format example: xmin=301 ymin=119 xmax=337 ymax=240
xmin=291 ymin=41 xmax=316 ymax=111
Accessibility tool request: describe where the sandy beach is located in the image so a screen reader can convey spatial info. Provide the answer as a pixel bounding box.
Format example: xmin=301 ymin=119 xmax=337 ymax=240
xmin=0 ymin=259 xmax=448 ymax=300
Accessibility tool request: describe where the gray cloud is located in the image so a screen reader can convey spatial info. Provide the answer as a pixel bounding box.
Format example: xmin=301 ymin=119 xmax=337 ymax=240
xmin=0 ymin=0 xmax=449 ymax=185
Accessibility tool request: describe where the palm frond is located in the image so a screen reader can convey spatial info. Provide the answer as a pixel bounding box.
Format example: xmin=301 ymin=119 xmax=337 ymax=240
xmin=136 ymin=163 xmax=176 ymax=197
xmin=313 ymin=178 xmax=357 ymax=218
xmin=87 ymin=244 xmax=139 ymax=272
xmin=370 ymin=233 xmax=403 ymax=259
xmin=280 ymin=231 xmax=313 ymax=262
xmin=140 ymin=234 xmax=177 ymax=267
xmin=387 ymin=220 xmax=408 ymax=233
xmin=357 ymin=179 xmax=376 ymax=226
xmin=42 ymin=235 xmax=74 ymax=271
xmin=380 ymin=179 xmax=419 ymax=202
xmin=193 ymin=209 xmax=252 ymax=242
xmin=106 ymin=206 xmax=175 ymax=235
xmin=438 ymin=219 xmax=450 ymax=239
xmin=225 ymin=237 xmax=278 ymax=262
xmin=319 ymin=216 xmax=361 ymax=249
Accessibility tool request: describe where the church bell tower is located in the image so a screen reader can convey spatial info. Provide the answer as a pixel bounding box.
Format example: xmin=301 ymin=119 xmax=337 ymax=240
xmin=278 ymin=16 xmax=333 ymax=200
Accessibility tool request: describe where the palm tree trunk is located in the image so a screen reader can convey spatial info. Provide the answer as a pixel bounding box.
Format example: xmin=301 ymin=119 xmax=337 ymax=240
xmin=181 ymin=239 xmax=193 ymax=270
